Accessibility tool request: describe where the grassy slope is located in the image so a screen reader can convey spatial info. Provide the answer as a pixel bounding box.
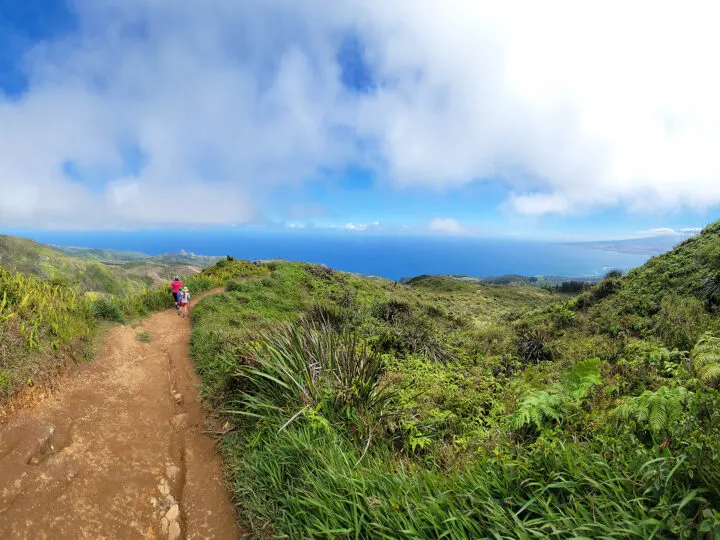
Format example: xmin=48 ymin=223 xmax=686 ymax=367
xmin=189 ymin=229 xmax=720 ymax=537
xmin=0 ymin=249 xmax=243 ymax=400
xmin=54 ymin=244 xmax=224 ymax=267
xmin=0 ymin=234 xmax=212 ymax=293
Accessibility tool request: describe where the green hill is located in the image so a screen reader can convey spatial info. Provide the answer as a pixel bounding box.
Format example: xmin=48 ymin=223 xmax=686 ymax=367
xmin=0 ymin=235 xmax=214 ymax=294
xmin=187 ymin=227 xmax=720 ymax=537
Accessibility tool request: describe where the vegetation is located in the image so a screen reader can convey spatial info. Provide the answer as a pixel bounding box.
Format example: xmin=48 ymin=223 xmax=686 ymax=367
xmin=188 ymin=224 xmax=720 ymax=538
xmin=0 ymin=234 xmax=218 ymax=293
xmin=0 ymin=242 xmax=233 ymax=399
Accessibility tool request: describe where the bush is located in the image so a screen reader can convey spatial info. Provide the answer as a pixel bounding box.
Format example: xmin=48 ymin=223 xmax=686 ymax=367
xmin=654 ymin=295 xmax=708 ymax=350
xmin=516 ymin=326 xmax=555 ymax=364
xmin=91 ymin=297 xmax=124 ymax=321
xmin=304 ymin=303 xmax=357 ymax=332
xmin=185 ymin=275 xmax=215 ymax=293
xmin=372 ymin=300 xmax=412 ymax=324
xmin=233 ymin=321 xmax=396 ymax=446
xmin=462 ymin=324 xmax=513 ymax=359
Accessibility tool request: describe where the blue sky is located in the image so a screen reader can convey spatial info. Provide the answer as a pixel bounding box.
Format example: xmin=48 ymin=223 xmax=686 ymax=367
xmin=1 ymin=1 xmax=719 ymax=241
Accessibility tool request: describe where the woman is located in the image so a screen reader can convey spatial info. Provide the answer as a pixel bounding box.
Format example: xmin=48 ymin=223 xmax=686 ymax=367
xmin=170 ymin=276 xmax=183 ymax=309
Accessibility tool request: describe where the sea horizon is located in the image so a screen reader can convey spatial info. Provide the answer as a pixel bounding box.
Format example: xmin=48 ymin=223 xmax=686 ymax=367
xmin=3 ymin=229 xmax=651 ymax=281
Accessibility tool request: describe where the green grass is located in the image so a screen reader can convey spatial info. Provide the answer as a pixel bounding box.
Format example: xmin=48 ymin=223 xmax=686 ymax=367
xmin=136 ymin=331 xmax=151 ymax=343
xmin=188 ymin=234 xmax=720 ymax=537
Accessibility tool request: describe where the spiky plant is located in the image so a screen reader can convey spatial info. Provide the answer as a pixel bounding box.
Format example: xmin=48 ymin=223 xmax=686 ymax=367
xmin=231 ymin=321 xmax=397 ymax=455
xmin=691 ymin=332 xmax=720 ymax=387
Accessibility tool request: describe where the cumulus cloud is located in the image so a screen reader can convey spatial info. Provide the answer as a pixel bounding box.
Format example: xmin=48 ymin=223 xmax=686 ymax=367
xmin=428 ymin=218 xmax=463 ymax=235
xmin=352 ymin=1 xmax=720 ymax=215
xmin=3 ymin=0 xmax=720 ymax=227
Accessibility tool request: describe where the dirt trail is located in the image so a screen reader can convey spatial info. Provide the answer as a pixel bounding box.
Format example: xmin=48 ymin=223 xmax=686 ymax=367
xmin=0 ymin=290 xmax=241 ymax=539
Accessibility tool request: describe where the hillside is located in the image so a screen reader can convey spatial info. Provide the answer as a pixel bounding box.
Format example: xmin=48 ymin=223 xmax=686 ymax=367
xmin=0 ymin=234 xmax=212 ymax=294
xmin=2 ymin=226 xmax=719 ymax=536
xmin=186 ymin=227 xmax=720 ymax=537
xmin=54 ymin=244 xmax=224 ymax=267
xmin=0 ymin=258 xmax=260 ymax=398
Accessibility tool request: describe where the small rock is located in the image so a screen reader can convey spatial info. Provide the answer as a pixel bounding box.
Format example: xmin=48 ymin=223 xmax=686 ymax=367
xmin=149 ymin=497 xmax=158 ymax=508
xmin=161 ymin=517 xmax=169 ymax=534
xmin=172 ymin=392 xmax=183 ymax=405
xmin=168 ymin=521 xmax=181 ymax=540
xmin=165 ymin=504 xmax=179 ymax=521
xmin=158 ymin=479 xmax=170 ymax=496
xmin=166 ymin=464 xmax=180 ymax=481
xmin=170 ymin=414 xmax=188 ymax=431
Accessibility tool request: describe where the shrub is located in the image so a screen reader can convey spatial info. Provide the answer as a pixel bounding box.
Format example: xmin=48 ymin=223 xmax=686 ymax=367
xmin=516 ymin=326 xmax=555 ymax=364
xmin=91 ymin=297 xmax=124 ymax=321
xmin=232 ymin=322 xmax=396 ymax=448
xmin=304 ymin=303 xmax=356 ymax=332
xmin=225 ymin=279 xmax=246 ymax=293
xmin=654 ymin=295 xmax=708 ymax=350
xmin=372 ymin=300 xmax=412 ymax=324
xmin=462 ymin=324 xmax=513 ymax=359
xmin=591 ymin=276 xmax=622 ymax=301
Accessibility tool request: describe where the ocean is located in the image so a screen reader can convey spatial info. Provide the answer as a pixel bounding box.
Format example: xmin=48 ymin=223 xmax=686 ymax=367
xmin=10 ymin=229 xmax=651 ymax=281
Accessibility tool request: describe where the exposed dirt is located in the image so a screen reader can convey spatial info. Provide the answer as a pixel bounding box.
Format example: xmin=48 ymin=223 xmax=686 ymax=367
xmin=0 ymin=290 xmax=241 ymax=539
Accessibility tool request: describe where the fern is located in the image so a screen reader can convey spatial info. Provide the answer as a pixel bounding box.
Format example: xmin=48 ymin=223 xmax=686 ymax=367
xmin=510 ymin=390 xmax=564 ymax=430
xmin=691 ymin=332 xmax=720 ymax=386
xmin=511 ymin=359 xmax=602 ymax=431
xmin=613 ymin=386 xmax=690 ymax=438
xmin=563 ymin=358 xmax=602 ymax=400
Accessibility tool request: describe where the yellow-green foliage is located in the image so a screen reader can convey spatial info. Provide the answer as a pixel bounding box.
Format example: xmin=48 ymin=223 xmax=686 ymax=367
xmin=201 ymin=258 xmax=270 ymax=283
xmin=0 ymin=234 xmax=210 ymax=293
xmin=0 ymin=265 xmax=94 ymax=397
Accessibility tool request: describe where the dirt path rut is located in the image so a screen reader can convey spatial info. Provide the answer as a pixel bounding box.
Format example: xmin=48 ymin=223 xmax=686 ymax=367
xmin=0 ymin=291 xmax=240 ymax=539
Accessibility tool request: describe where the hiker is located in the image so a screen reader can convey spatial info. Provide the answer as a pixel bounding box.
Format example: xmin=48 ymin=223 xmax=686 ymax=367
xmin=179 ymin=286 xmax=191 ymax=318
xmin=170 ymin=275 xmax=183 ymax=309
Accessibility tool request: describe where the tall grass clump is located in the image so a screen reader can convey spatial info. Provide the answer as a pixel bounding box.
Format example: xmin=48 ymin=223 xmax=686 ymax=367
xmin=0 ymin=266 xmax=95 ymax=397
xmin=232 ymin=321 xmax=396 ymax=450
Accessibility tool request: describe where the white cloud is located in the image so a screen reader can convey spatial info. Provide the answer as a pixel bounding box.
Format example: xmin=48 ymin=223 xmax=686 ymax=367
xmin=352 ymin=1 xmax=720 ymax=214
xmin=344 ymin=222 xmax=368 ymax=231
xmin=3 ymin=1 xmax=720 ymax=227
xmin=428 ymin=217 xmax=463 ymax=235
xmin=636 ymin=227 xmax=682 ymax=237
xmin=636 ymin=227 xmax=702 ymax=237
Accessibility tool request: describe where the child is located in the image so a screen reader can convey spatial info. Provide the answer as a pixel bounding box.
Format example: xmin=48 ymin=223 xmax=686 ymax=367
xmin=171 ymin=276 xmax=183 ymax=309
xmin=179 ymin=286 xmax=191 ymax=318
